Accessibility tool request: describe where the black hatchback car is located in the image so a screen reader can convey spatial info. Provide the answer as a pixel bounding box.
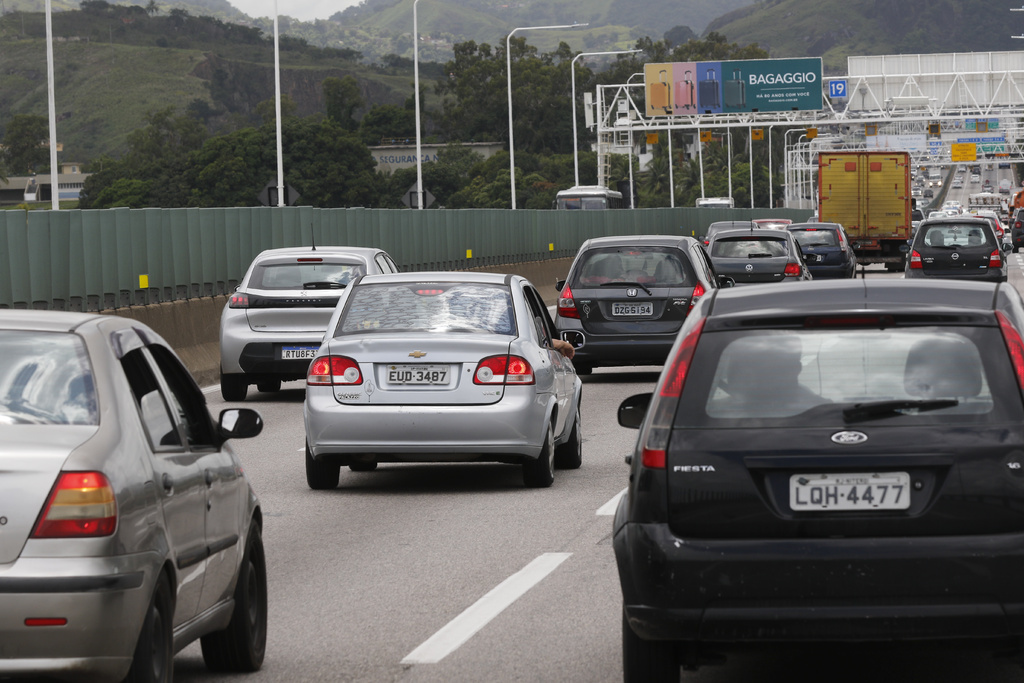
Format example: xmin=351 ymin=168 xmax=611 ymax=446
xmin=615 ymin=279 xmax=1024 ymax=681
xmin=1011 ymin=207 xmax=1024 ymax=252
xmin=905 ymin=215 xmax=1010 ymax=282
xmin=786 ymin=222 xmax=857 ymax=278
xmin=555 ymin=235 xmax=728 ymax=375
xmin=706 ymin=226 xmax=813 ymax=285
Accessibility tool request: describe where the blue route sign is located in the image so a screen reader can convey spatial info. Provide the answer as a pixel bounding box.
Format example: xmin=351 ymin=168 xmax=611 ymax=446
xmin=829 ymin=79 xmax=847 ymax=99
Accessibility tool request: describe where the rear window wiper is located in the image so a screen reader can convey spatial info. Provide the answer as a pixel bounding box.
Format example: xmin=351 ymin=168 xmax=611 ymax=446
xmin=303 ymin=281 xmax=347 ymax=289
xmin=600 ymin=281 xmax=652 ymax=295
xmin=842 ymin=399 xmax=959 ymax=423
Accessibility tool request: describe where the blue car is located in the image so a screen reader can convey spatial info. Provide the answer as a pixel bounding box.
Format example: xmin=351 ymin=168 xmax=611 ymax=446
xmin=786 ymin=222 xmax=858 ymax=278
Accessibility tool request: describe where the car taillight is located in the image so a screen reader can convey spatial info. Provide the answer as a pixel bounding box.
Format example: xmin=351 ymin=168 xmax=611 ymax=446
xmin=997 ymin=311 xmax=1024 ymax=394
xmin=639 ymin=318 xmax=705 ymax=468
xmin=32 ymin=472 xmax=116 ymax=538
xmin=837 ymin=230 xmax=848 ymax=252
xmin=229 ymin=292 xmax=249 ymax=308
xmin=307 ymin=356 xmax=362 ymax=386
xmin=909 ymin=250 xmax=922 ymax=269
xmin=783 ymin=262 xmax=802 ymax=276
xmin=989 ymin=250 xmax=1003 ymax=268
xmin=688 ymin=281 xmax=705 ymax=312
xmin=558 ymin=284 xmax=579 ymax=319
xmin=474 ymin=355 xmax=535 ymax=385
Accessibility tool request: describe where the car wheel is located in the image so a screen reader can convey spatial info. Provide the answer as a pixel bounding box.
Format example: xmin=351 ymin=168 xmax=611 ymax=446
xmin=349 ymin=461 xmax=378 ymax=472
xmin=554 ymin=403 xmax=582 ymax=470
xmin=522 ymin=422 xmax=555 ymax=488
xmin=305 ymin=443 xmax=340 ymax=490
xmin=200 ymin=523 xmax=267 ymax=672
xmin=123 ymin=572 xmax=174 ymax=683
xmin=256 ymin=379 xmax=282 ymax=393
xmin=622 ymin=609 xmax=679 ymax=683
xmin=221 ymin=373 xmax=248 ymax=402
xmin=573 ymin=363 xmax=593 ymax=376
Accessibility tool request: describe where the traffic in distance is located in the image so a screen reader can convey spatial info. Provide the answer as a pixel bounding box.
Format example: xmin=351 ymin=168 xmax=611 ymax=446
xmin=9 ymin=156 xmax=1024 ymax=682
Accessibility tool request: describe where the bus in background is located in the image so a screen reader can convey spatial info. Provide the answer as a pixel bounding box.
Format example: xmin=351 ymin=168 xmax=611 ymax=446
xmin=554 ymin=185 xmax=624 ymax=210
xmin=695 ymin=197 xmax=735 ymax=208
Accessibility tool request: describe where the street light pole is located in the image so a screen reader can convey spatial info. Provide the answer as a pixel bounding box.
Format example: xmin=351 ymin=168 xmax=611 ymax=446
xmin=413 ymin=0 xmax=424 ymax=209
xmin=507 ymin=22 xmax=587 ymax=209
xmin=44 ymin=0 xmax=58 ymax=210
xmin=571 ymin=49 xmax=640 ymax=188
xmin=273 ymin=0 xmax=284 ymax=206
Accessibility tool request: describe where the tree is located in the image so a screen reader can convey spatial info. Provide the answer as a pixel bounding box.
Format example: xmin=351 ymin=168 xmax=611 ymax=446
xmin=145 ymin=0 xmax=159 ymax=15
xmin=2 ymin=114 xmax=49 ymax=174
xmin=359 ymin=104 xmax=416 ymax=146
xmin=323 ymin=76 xmax=363 ymax=131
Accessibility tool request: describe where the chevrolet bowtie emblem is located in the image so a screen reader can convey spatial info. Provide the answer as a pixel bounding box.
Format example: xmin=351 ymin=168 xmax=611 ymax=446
xmin=409 ymin=351 xmax=427 ymax=358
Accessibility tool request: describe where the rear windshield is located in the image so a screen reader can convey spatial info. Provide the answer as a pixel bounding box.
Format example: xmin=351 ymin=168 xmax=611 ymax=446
xmin=710 ymin=236 xmax=789 ymax=258
xmin=337 ymin=283 xmax=515 ymax=336
xmin=790 ymin=229 xmax=839 ymax=248
xmin=919 ymin=224 xmax=995 ymax=248
xmin=676 ymin=327 xmax=1021 ymax=427
xmin=0 ymin=331 xmax=98 ymax=425
xmin=250 ymin=260 xmax=365 ymax=290
xmin=572 ymin=247 xmax=693 ymax=287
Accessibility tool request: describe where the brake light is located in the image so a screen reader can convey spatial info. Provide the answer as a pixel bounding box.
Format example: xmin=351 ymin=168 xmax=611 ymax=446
xmin=639 ymin=317 xmax=705 ymax=468
xmin=307 ymin=356 xmax=362 ymax=386
xmin=783 ymin=262 xmax=802 ymax=276
xmin=32 ymin=472 xmax=116 ymax=538
xmin=688 ymin=281 xmax=705 ymax=312
xmin=909 ymin=250 xmax=922 ymax=269
xmin=997 ymin=311 xmax=1024 ymax=394
xmin=229 ymin=292 xmax=249 ymax=308
xmin=558 ymin=284 xmax=579 ymax=319
xmin=837 ymin=229 xmax=848 ymax=253
xmin=989 ymin=250 xmax=1003 ymax=268
xmin=474 ymin=355 xmax=535 ymax=385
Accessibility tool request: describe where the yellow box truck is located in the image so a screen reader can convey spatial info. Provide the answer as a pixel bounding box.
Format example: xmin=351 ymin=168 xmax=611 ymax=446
xmin=818 ymin=151 xmax=911 ymax=271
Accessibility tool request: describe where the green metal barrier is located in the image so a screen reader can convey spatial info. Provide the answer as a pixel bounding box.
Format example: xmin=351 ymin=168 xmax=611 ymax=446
xmin=0 ymin=206 xmax=810 ymax=310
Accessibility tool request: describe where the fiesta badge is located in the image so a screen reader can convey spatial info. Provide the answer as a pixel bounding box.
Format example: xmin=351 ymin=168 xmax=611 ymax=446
xmin=831 ymin=430 xmax=868 ymax=445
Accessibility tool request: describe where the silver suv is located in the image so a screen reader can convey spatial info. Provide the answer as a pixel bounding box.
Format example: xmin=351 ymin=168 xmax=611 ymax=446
xmin=219 ymin=246 xmax=399 ymax=401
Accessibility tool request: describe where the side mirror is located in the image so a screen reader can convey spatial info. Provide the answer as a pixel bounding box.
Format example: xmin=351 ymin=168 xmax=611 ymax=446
xmin=555 ymin=279 xmax=566 ymax=291
xmin=717 ymin=275 xmax=736 ymax=288
xmin=561 ymin=330 xmax=585 ymax=349
xmin=1004 ymin=242 xmax=1013 ymax=253
xmin=899 ymin=243 xmax=911 ymax=253
xmin=618 ymin=393 xmax=651 ymax=429
xmin=219 ymin=408 xmax=263 ymax=440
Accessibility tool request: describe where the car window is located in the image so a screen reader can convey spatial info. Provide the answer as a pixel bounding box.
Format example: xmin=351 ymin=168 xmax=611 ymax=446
xmin=522 ymin=284 xmax=554 ymax=346
xmin=690 ymin=244 xmax=715 ymax=283
xmin=121 ymin=348 xmax=182 ymax=449
xmin=790 ymin=229 xmax=839 ymax=248
xmin=148 ymin=345 xmax=217 ymax=449
xmin=572 ymin=248 xmax=693 ymax=287
xmin=710 ymin=236 xmax=789 ymax=258
xmin=337 ymin=282 xmax=515 ymax=336
xmin=0 ymin=331 xmax=98 ymax=426
xmin=921 ymin=224 xmax=994 ymax=248
xmin=250 ymin=261 xmax=366 ymax=289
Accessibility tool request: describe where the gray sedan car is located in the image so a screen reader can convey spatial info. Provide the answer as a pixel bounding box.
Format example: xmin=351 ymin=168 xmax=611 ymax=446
xmin=304 ymin=272 xmax=583 ymax=489
xmin=220 ymin=245 xmax=400 ymax=402
xmin=0 ymin=311 xmax=265 ymax=682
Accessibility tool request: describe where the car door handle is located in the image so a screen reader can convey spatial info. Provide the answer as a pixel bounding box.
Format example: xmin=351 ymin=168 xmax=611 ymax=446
xmin=205 ymin=469 xmax=214 ymax=487
xmin=161 ymin=473 xmax=174 ymax=493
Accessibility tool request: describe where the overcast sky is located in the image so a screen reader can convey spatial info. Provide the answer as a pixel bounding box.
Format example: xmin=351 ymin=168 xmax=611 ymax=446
xmin=227 ymin=0 xmax=364 ymax=22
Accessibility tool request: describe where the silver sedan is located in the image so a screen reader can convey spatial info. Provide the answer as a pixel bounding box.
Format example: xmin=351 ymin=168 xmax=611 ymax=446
xmin=304 ymin=272 xmax=583 ymax=489
xmin=0 ymin=311 xmax=265 ymax=682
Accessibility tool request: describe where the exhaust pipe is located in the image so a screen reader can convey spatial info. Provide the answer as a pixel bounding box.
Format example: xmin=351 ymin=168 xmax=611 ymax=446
xmin=561 ymin=330 xmax=585 ymax=350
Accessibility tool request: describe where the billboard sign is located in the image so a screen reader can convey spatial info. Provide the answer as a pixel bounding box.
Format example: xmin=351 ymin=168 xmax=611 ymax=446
xmin=644 ymin=57 xmax=823 ymax=116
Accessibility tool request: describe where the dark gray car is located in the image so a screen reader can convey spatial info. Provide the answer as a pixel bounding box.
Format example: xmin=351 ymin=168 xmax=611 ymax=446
xmin=707 ymin=226 xmax=813 ymax=284
xmin=905 ymin=215 xmax=1010 ymax=282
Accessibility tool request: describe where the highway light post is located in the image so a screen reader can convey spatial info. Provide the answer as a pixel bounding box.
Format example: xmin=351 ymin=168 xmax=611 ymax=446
xmin=507 ymin=22 xmax=587 ymax=209
xmin=273 ymin=0 xmax=284 ymax=206
xmin=571 ymin=49 xmax=641 ymax=188
xmin=413 ymin=0 xmax=424 ymax=209
xmin=44 ymin=0 xmax=58 ymax=210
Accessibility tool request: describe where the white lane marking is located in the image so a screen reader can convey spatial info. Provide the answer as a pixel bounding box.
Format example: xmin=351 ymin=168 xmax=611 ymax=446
xmin=401 ymin=552 xmax=572 ymax=665
xmin=202 ymin=385 xmax=219 ymax=395
xmin=597 ymin=488 xmax=627 ymax=516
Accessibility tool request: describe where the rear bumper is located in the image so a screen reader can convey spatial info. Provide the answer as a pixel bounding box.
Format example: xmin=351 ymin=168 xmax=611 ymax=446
xmin=559 ymin=333 xmax=678 ymax=368
xmin=615 ymin=521 xmax=1024 ymax=643
xmin=904 ymin=268 xmax=1007 ymax=283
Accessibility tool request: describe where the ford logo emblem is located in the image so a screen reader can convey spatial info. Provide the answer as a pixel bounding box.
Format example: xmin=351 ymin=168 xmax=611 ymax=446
xmin=831 ymin=430 xmax=868 ymax=445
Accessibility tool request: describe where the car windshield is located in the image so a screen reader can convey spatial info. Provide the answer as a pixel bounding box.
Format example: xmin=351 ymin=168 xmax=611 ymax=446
xmin=678 ymin=328 xmax=1012 ymax=425
xmin=0 ymin=331 xmax=98 ymax=425
xmin=710 ymin=236 xmax=789 ymax=258
xmin=920 ymin=224 xmax=994 ymax=248
xmin=338 ymin=282 xmax=515 ymax=335
xmin=790 ymin=229 xmax=839 ymax=248
xmin=250 ymin=261 xmax=365 ymax=289
xmin=573 ymin=248 xmax=692 ymax=287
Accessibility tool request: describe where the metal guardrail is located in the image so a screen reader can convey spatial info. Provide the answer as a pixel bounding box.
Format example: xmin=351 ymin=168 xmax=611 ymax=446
xmin=0 ymin=205 xmax=810 ymax=311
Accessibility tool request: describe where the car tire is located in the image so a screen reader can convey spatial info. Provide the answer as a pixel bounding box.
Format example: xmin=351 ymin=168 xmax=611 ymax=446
xmin=573 ymin=363 xmax=593 ymax=376
xmin=622 ymin=609 xmax=679 ymax=683
xmin=256 ymin=379 xmax=282 ymax=393
xmin=349 ymin=461 xmax=378 ymax=472
xmin=200 ymin=523 xmax=268 ymax=672
xmin=221 ymin=373 xmax=248 ymax=402
xmin=306 ymin=443 xmax=340 ymax=490
xmin=554 ymin=403 xmax=582 ymax=470
xmin=123 ymin=572 xmax=174 ymax=683
xmin=522 ymin=422 xmax=555 ymax=488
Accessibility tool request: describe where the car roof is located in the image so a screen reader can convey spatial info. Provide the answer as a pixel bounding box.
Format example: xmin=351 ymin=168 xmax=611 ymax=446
xmin=578 ymin=234 xmax=701 ymax=249
xmin=710 ymin=227 xmax=792 ymax=240
xmin=252 ymin=245 xmax=384 ymax=261
xmin=0 ymin=309 xmax=103 ymax=332
xmin=788 ymin=222 xmax=843 ymax=230
xmin=920 ymin=215 xmax=991 ymax=226
xmin=706 ymin=279 xmax=1002 ymax=320
xmin=354 ymin=271 xmax=515 ymax=286
xmin=708 ymin=221 xmax=755 ymax=229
